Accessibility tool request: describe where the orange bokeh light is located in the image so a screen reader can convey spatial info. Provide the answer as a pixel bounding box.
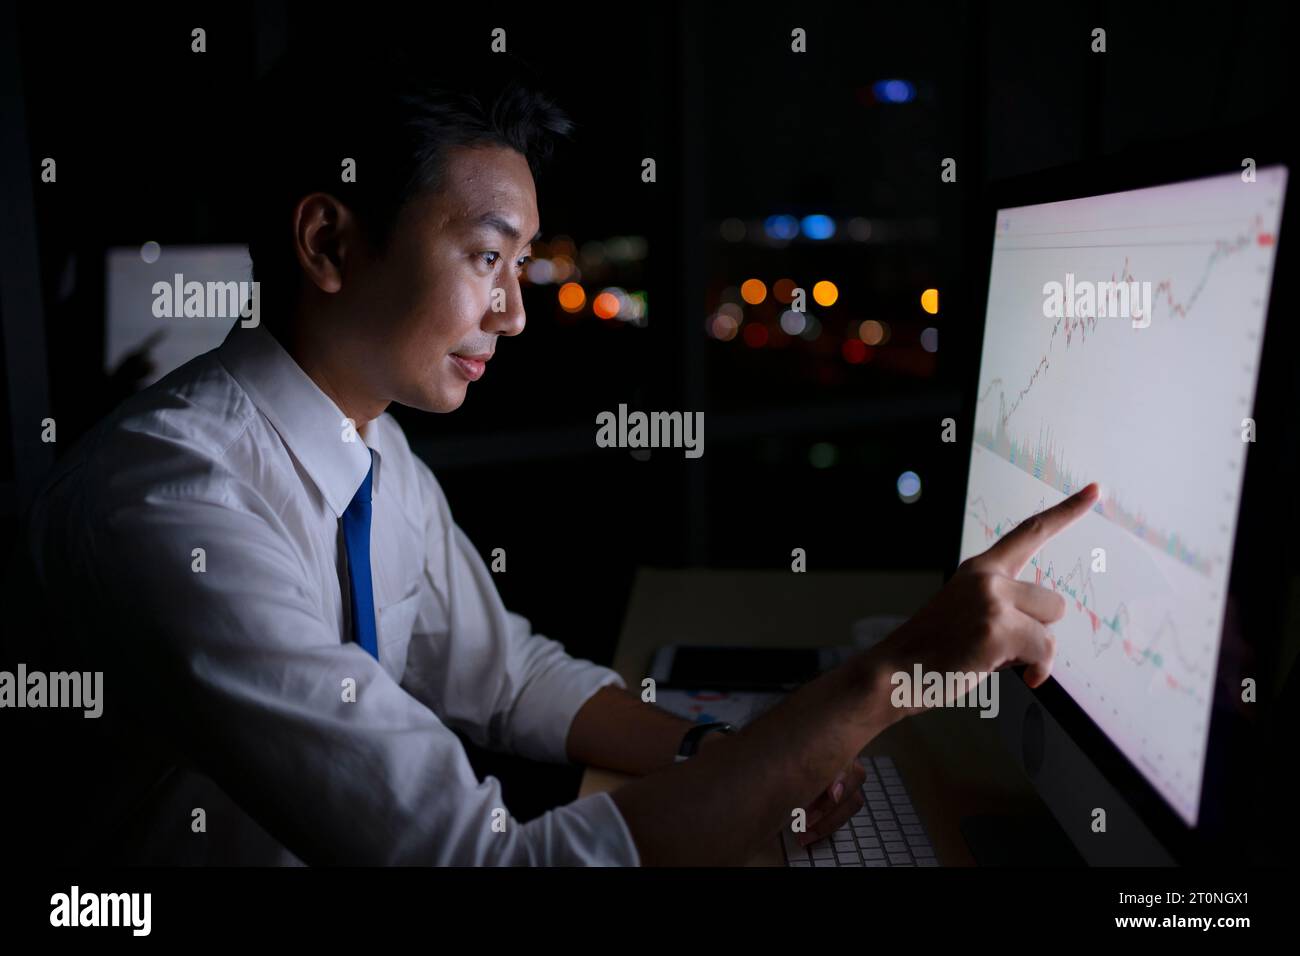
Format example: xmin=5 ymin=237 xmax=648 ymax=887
xmin=741 ymin=278 xmax=767 ymax=305
xmin=558 ymin=282 xmax=586 ymax=312
xmin=813 ymin=280 xmax=839 ymax=307
xmin=593 ymin=291 xmax=620 ymax=320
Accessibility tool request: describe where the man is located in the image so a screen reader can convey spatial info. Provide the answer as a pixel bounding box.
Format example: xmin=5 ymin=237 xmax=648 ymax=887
xmin=27 ymin=51 xmax=1099 ymax=865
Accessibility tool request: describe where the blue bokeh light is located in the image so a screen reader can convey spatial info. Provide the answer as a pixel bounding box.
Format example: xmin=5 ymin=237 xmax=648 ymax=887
xmin=897 ymin=470 xmax=923 ymax=503
xmin=763 ymin=214 xmax=800 ymax=241
xmin=873 ymin=79 xmax=916 ymax=104
xmin=800 ymin=214 xmax=836 ymax=240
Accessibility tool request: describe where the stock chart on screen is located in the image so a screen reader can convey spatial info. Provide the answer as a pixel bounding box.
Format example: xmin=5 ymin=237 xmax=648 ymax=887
xmin=958 ymin=166 xmax=1288 ymax=825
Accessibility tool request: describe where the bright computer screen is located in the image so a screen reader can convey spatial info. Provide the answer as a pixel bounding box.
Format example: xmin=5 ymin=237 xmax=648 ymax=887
xmin=105 ymin=244 xmax=253 ymax=387
xmin=958 ymin=166 xmax=1288 ymax=825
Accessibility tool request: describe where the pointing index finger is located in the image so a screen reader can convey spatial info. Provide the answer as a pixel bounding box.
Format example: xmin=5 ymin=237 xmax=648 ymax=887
xmin=985 ymin=482 xmax=1101 ymax=578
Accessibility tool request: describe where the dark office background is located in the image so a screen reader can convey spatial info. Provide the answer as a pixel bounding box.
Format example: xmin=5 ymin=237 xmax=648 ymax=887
xmin=2 ymin=1 xmax=1296 ymax=826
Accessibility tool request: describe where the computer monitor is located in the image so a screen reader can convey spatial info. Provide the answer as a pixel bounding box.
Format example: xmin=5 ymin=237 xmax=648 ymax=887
xmin=957 ymin=156 xmax=1290 ymax=863
xmin=105 ymin=244 xmax=252 ymax=387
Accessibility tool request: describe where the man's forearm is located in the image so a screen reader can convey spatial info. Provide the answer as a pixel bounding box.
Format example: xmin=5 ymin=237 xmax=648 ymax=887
xmin=566 ymin=684 xmax=701 ymax=775
xmin=607 ymin=646 xmax=901 ymax=865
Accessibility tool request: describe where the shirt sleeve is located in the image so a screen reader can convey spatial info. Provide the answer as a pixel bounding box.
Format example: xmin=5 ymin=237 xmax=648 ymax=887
xmin=398 ymin=462 xmax=628 ymax=766
xmin=66 ymin=465 xmax=640 ymax=866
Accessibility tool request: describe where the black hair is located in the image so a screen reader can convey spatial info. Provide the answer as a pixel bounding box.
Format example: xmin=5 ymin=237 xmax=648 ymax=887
xmin=244 ymin=48 xmax=573 ymax=325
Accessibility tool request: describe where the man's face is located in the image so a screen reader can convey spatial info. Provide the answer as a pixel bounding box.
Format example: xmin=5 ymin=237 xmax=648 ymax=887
xmin=346 ymin=144 xmax=539 ymax=413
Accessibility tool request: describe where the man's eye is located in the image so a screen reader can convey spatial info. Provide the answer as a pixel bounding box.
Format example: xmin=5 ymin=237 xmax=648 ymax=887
xmin=480 ymin=252 xmax=501 ymax=267
xmin=516 ymin=255 xmax=532 ymax=273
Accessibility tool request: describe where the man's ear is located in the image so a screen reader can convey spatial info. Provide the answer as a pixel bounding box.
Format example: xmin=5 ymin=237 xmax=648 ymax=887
xmin=291 ymin=192 xmax=356 ymax=296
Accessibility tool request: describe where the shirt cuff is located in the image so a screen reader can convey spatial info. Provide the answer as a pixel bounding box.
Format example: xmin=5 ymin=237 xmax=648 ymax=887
xmin=511 ymin=657 xmax=627 ymax=765
xmin=544 ymin=791 xmax=641 ymax=866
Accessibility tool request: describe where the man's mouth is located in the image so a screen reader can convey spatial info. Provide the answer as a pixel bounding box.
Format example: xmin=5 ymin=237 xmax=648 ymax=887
xmin=449 ymin=352 xmax=491 ymax=381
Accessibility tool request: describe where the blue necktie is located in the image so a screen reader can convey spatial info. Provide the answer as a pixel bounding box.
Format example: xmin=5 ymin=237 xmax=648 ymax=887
xmin=342 ymin=453 xmax=378 ymax=659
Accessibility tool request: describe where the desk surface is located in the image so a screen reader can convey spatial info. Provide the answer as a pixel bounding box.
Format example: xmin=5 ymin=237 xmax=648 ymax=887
xmin=578 ymin=568 xmax=1055 ymax=866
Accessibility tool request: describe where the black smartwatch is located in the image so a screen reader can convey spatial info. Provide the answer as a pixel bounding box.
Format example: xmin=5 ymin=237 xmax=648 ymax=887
xmin=675 ymin=721 xmax=736 ymax=762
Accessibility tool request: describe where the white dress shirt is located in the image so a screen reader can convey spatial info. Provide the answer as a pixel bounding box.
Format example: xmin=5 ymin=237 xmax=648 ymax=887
xmin=28 ymin=321 xmax=641 ymax=866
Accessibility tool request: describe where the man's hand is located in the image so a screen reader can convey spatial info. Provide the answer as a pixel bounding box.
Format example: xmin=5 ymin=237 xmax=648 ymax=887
xmin=766 ymin=478 xmax=1097 ymax=851
xmin=796 ymin=757 xmax=867 ymax=846
xmin=875 ymin=482 xmax=1101 ymax=717
xmin=696 ymin=717 xmax=866 ymax=847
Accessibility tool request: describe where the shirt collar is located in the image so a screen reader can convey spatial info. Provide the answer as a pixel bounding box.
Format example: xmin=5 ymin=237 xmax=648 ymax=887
xmin=216 ymin=322 xmax=382 ymax=518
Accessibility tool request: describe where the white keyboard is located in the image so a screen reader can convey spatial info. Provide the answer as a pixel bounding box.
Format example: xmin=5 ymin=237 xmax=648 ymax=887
xmin=782 ymin=755 xmax=939 ymax=866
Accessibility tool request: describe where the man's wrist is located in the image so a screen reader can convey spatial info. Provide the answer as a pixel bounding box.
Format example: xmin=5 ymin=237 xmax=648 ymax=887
xmin=675 ymin=721 xmax=736 ymax=761
xmin=697 ymin=725 xmax=734 ymax=750
xmin=845 ymin=644 xmax=907 ymax=733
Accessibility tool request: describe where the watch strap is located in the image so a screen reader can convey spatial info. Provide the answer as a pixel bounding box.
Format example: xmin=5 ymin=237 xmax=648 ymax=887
xmin=675 ymin=721 xmax=736 ymax=762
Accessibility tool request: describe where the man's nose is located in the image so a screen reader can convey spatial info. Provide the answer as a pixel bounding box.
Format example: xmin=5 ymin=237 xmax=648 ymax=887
xmin=485 ymin=275 xmax=527 ymax=337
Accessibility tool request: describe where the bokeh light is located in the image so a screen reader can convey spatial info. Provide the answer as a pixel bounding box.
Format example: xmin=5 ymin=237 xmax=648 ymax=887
xmin=525 ymin=259 xmax=555 ymax=284
xmin=710 ymin=313 xmax=739 ymax=341
xmin=741 ymin=278 xmax=767 ymax=305
xmin=841 ymin=339 xmax=868 ymax=363
xmin=813 ymin=280 xmax=839 ymax=307
xmin=550 ymin=254 xmax=575 ymax=282
xmin=858 ymin=319 xmax=884 ymax=345
xmin=763 ymin=215 xmax=799 ymax=241
xmin=626 ymin=291 xmax=649 ymax=325
xmin=873 ymin=79 xmax=916 ymax=103
xmin=897 ymin=470 xmax=922 ymax=503
xmin=558 ymin=282 xmax=586 ymax=313
xmin=800 ymin=214 xmax=835 ymax=240
xmin=592 ymin=291 xmax=620 ymax=320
